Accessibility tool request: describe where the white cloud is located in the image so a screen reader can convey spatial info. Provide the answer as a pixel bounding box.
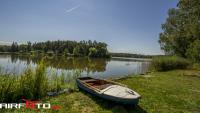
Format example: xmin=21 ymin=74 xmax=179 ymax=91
xmin=0 ymin=41 xmax=25 ymax=45
xmin=0 ymin=41 xmax=12 ymax=45
xmin=65 ymin=5 xmax=80 ymax=13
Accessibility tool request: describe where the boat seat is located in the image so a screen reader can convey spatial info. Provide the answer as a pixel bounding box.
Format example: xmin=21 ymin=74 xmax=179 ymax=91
xmin=94 ymin=84 xmax=113 ymax=90
xmin=83 ymin=79 xmax=98 ymax=83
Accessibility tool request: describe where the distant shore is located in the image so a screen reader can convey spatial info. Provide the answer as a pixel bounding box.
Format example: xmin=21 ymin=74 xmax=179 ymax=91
xmin=0 ymin=52 xmax=154 ymax=60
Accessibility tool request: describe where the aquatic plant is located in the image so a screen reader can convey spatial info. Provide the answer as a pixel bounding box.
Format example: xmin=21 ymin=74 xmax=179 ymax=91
xmin=150 ymin=56 xmax=190 ymax=71
xmin=0 ymin=61 xmax=81 ymax=102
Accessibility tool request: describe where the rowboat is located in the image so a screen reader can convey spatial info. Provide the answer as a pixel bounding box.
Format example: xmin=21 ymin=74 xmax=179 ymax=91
xmin=76 ymin=77 xmax=141 ymax=105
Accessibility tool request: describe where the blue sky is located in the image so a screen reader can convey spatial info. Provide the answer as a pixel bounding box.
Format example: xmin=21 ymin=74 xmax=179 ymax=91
xmin=0 ymin=0 xmax=178 ymax=55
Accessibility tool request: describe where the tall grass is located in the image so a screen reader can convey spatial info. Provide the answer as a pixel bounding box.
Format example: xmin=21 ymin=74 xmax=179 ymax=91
xmin=0 ymin=73 xmax=18 ymax=102
xmin=0 ymin=61 xmax=81 ymax=102
xmin=150 ymin=56 xmax=191 ymax=71
xmin=33 ymin=61 xmax=48 ymax=99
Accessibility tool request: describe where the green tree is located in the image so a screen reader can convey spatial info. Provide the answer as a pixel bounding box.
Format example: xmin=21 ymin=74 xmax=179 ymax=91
xmin=0 ymin=45 xmax=10 ymax=52
xmin=64 ymin=48 xmax=69 ymax=56
xmin=19 ymin=44 xmax=27 ymax=52
xmin=186 ymin=40 xmax=200 ymax=62
xmin=159 ymin=0 xmax=200 ymax=57
xmin=73 ymin=46 xmax=80 ymax=56
xmin=88 ymin=47 xmax=97 ymax=57
xmin=27 ymin=41 xmax=32 ymax=52
xmin=11 ymin=42 xmax=18 ymax=52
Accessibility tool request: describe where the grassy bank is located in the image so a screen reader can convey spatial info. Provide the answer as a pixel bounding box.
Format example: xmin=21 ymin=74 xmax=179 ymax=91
xmin=5 ymin=69 xmax=200 ymax=113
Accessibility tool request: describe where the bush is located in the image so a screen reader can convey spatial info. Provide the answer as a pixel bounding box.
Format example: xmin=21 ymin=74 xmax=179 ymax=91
xmin=150 ymin=56 xmax=190 ymax=71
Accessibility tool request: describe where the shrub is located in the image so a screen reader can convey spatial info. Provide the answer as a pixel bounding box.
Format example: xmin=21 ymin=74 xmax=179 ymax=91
xmin=150 ymin=56 xmax=190 ymax=71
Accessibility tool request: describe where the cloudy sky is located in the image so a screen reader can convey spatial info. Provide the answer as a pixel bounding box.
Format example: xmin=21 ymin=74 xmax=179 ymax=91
xmin=0 ymin=0 xmax=178 ymax=55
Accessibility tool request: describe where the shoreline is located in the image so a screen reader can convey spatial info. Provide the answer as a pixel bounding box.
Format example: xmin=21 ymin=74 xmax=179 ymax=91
xmin=0 ymin=52 xmax=152 ymax=61
xmin=3 ymin=69 xmax=200 ymax=113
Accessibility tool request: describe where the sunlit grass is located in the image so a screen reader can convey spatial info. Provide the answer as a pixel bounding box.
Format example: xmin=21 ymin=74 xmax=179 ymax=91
xmin=51 ymin=70 xmax=199 ymax=113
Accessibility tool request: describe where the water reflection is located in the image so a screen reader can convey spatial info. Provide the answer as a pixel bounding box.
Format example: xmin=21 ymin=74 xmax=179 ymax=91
xmin=0 ymin=54 xmax=150 ymax=78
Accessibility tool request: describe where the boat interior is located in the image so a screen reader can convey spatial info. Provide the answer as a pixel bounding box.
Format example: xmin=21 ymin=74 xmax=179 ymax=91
xmin=78 ymin=77 xmax=114 ymax=90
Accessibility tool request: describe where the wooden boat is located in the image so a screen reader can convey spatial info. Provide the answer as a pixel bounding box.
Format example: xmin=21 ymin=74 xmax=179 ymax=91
xmin=76 ymin=77 xmax=141 ymax=105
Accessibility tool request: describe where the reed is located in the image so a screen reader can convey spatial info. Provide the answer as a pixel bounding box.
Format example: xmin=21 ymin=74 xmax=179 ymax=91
xmin=0 ymin=73 xmax=18 ymax=102
xmin=150 ymin=56 xmax=191 ymax=71
xmin=0 ymin=61 xmax=81 ymax=102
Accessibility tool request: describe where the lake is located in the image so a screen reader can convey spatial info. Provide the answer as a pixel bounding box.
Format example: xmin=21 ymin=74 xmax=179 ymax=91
xmin=0 ymin=54 xmax=150 ymax=79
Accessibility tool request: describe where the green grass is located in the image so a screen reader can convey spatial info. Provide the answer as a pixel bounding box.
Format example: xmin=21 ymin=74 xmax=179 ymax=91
xmin=150 ymin=56 xmax=191 ymax=71
xmin=118 ymin=70 xmax=200 ymax=113
xmin=5 ymin=70 xmax=200 ymax=113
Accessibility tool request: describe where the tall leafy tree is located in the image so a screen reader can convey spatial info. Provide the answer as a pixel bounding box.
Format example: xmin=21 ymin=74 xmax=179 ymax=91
xmin=73 ymin=46 xmax=81 ymax=56
xmin=27 ymin=41 xmax=32 ymax=52
xmin=11 ymin=42 xmax=18 ymax=52
xmin=88 ymin=47 xmax=97 ymax=57
xmin=159 ymin=0 xmax=200 ymax=58
xmin=186 ymin=40 xmax=200 ymax=62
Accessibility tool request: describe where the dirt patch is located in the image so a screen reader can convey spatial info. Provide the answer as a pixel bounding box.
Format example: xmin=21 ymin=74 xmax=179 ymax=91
xmin=81 ymin=107 xmax=94 ymax=113
xmin=183 ymin=71 xmax=200 ymax=78
xmin=143 ymin=75 xmax=153 ymax=78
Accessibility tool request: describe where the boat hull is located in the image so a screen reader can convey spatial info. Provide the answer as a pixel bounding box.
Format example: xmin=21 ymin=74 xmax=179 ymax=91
xmin=76 ymin=79 xmax=139 ymax=105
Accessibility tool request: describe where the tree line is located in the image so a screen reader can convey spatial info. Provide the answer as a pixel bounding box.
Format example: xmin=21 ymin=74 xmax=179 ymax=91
xmin=0 ymin=40 xmax=110 ymax=58
xmin=159 ymin=0 xmax=200 ymax=62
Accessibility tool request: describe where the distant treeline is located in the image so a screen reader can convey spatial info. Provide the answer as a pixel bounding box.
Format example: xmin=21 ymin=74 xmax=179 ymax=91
xmin=110 ymin=53 xmax=153 ymax=58
xmin=0 ymin=40 xmax=110 ymax=58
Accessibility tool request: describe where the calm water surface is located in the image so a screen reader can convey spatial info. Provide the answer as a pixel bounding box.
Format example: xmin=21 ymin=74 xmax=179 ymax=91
xmin=0 ymin=54 xmax=150 ymax=79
